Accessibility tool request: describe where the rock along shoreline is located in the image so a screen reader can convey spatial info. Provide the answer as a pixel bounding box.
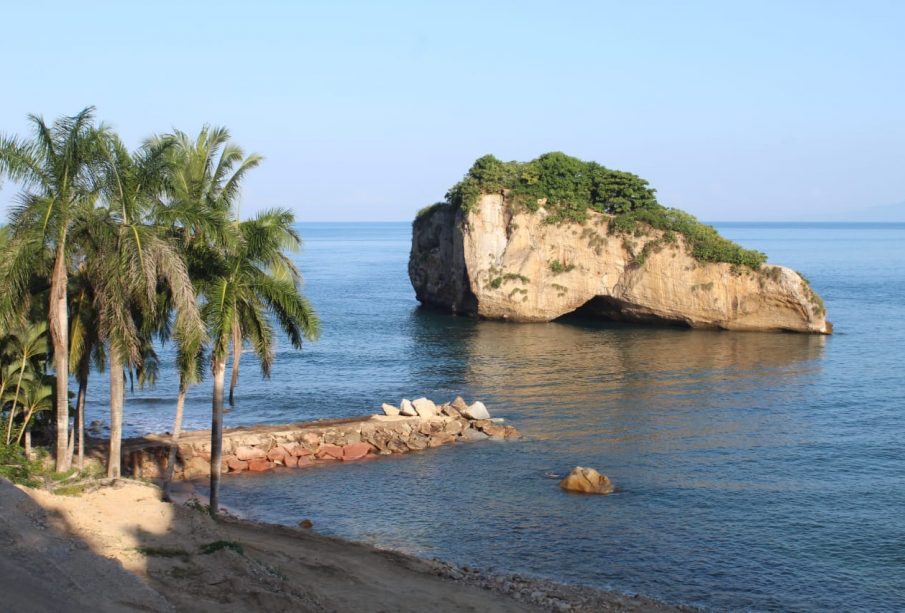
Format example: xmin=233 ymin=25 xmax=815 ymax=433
xmin=119 ymin=396 xmax=520 ymax=480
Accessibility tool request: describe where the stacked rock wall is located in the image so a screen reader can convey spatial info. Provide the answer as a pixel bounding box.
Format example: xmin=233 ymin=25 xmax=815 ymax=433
xmin=124 ymin=397 xmax=519 ymax=480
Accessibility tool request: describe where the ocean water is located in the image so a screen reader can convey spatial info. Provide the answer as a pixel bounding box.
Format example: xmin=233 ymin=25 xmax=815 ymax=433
xmin=85 ymin=222 xmax=905 ymax=611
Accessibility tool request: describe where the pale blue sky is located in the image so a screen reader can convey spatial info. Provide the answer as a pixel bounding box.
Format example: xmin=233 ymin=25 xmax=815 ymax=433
xmin=2 ymin=1 xmax=903 ymax=221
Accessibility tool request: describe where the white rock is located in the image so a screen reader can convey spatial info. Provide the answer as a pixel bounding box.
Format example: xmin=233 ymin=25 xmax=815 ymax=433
xmin=399 ymin=398 xmax=417 ymax=416
xmin=489 ymin=417 xmax=505 ymax=423
xmin=381 ymin=403 xmax=400 ymax=416
xmin=463 ymin=401 xmax=490 ymax=420
xmin=412 ymin=397 xmax=439 ymax=418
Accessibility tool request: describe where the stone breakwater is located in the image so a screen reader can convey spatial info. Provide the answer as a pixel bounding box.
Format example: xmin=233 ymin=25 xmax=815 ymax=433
xmin=123 ymin=397 xmax=519 ymax=480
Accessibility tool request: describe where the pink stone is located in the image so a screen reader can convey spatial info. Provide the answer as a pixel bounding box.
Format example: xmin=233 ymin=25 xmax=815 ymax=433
xmin=236 ymin=446 xmax=267 ymax=461
xmin=296 ymin=455 xmax=314 ymax=468
xmin=316 ymin=444 xmax=344 ymax=460
xmin=290 ymin=445 xmax=314 ymax=457
xmin=227 ymin=457 xmax=249 ymax=472
xmin=342 ymin=442 xmax=373 ymax=462
xmin=266 ymin=447 xmax=286 ymax=462
xmin=283 ymin=455 xmax=299 ymax=468
xmin=247 ymin=459 xmax=275 ymax=472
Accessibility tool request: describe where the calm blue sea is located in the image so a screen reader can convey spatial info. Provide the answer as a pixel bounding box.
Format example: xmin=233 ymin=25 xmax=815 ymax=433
xmin=85 ymin=221 xmax=905 ymax=611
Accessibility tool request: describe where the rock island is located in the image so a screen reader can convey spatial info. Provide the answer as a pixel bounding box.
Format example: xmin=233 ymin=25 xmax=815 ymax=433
xmin=410 ymin=152 xmax=829 ymax=333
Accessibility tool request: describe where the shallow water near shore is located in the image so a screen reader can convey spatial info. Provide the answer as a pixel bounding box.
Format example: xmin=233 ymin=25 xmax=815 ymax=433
xmin=87 ymin=221 xmax=905 ymax=611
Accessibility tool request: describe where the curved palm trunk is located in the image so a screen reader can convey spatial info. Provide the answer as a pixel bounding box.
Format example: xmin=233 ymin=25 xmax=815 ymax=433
xmin=49 ymin=242 xmax=71 ymax=472
xmin=209 ymin=358 xmax=226 ymax=517
xmin=15 ymin=404 xmax=38 ymax=446
xmin=0 ymin=380 xmax=6 ymax=441
xmin=74 ymin=369 xmax=88 ymax=470
xmin=228 ymin=322 xmax=241 ymax=406
xmin=107 ymin=351 xmax=124 ymax=478
xmin=162 ymin=379 xmax=187 ymax=502
xmin=4 ymin=357 xmax=27 ymax=445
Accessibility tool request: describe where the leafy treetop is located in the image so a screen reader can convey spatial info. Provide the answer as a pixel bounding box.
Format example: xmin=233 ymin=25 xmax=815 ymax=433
xmin=442 ymin=152 xmax=766 ymax=269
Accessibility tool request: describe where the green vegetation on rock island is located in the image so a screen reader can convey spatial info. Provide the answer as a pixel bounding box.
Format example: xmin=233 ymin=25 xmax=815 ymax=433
xmin=441 ymin=152 xmax=768 ymax=270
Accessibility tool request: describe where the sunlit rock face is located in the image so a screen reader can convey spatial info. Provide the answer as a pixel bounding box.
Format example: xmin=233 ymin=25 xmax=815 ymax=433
xmin=409 ymin=194 xmax=829 ymax=333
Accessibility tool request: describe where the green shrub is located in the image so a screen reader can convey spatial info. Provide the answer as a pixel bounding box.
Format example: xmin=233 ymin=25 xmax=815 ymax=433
xmin=797 ymin=272 xmax=826 ymax=316
xmin=442 ymin=152 xmax=767 ymax=269
xmin=137 ymin=546 xmax=191 ymax=558
xmin=446 ymin=152 xmax=658 ymax=222
xmin=606 ymin=207 xmax=766 ymax=269
xmin=413 ymin=202 xmax=452 ymax=227
xmin=0 ymin=443 xmax=42 ymax=487
xmin=548 ymin=259 xmax=575 ymax=274
xmin=200 ymin=540 xmax=244 ymax=555
xmin=53 ymin=483 xmax=88 ymax=497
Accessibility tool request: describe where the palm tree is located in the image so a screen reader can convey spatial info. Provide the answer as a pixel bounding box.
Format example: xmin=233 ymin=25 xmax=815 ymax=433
xmin=10 ymin=372 xmax=55 ymax=456
xmin=67 ymin=272 xmax=104 ymax=470
xmin=161 ymin=341 xmax=204 ymax=501
xmin=154 ymin=126 xmax=255 ymax=500
xmin=203 ymin=210 xmax=319 ymax=515
xmin=81 ymin=133 xmax=202 ymax=478
xmin=0 ymin=107 xmax=103 ymax=471
xmin=3 ymin=322 xmax=49 ymax=444
xmin=158 ymin=126 xmax=261 ymax=407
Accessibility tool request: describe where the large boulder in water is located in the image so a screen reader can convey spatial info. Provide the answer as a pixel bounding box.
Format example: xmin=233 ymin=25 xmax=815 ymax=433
xmin=409 ymin=171 xmax=829 ymax=333
xmin=560 ymin=467 xmax=614 ymax=495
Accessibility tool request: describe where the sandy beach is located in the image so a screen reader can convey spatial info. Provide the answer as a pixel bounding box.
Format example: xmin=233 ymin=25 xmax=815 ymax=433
xmin=0 ymin=477 xmax=685 ymax=612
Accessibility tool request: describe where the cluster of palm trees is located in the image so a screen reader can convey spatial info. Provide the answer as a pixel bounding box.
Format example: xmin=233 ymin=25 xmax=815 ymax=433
xmin=0 ymin=107 xmax=319 ymax=514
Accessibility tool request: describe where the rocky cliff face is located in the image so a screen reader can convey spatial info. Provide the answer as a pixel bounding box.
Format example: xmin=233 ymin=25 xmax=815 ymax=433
xmin=409 ymin=195 xmax=829 ymax=333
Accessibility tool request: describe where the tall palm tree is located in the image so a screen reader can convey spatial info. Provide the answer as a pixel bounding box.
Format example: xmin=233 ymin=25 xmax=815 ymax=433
xmin=158 ymin=126 xmax=261 ymax=407
xmin=67 ymin=272 xmax=104 ymax=469
xmin=161 ymin=341 xmax=204 ymax=501
xmin=81 ymin=133 xmax=202 ymax=478
xmin=153 ymin=126 xmax=254 ymax=500
xmin=203 ymin=210 xmax=319 ymax=515
xmin=0 ymin=107 xmax=103 ymax=471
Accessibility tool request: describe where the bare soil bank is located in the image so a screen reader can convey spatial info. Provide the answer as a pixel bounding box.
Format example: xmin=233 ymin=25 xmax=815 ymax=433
xmin=0 ymin=478 xmax=689 ymax=612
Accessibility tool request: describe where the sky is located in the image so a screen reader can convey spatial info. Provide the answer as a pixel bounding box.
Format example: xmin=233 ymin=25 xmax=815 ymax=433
xmin=1 ymin=0 xmax=903 ymax=221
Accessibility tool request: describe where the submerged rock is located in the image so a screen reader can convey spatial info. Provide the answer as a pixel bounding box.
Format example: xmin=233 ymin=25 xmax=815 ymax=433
xmin=461 ymin=428 xmax=489 ymax=442
xmin=559 ymin=467 xmax=614 ymax=495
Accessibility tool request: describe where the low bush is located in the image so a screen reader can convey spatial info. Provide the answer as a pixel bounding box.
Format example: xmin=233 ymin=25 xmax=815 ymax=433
xmin=0 ymin=443 xmax=43 ymax=487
